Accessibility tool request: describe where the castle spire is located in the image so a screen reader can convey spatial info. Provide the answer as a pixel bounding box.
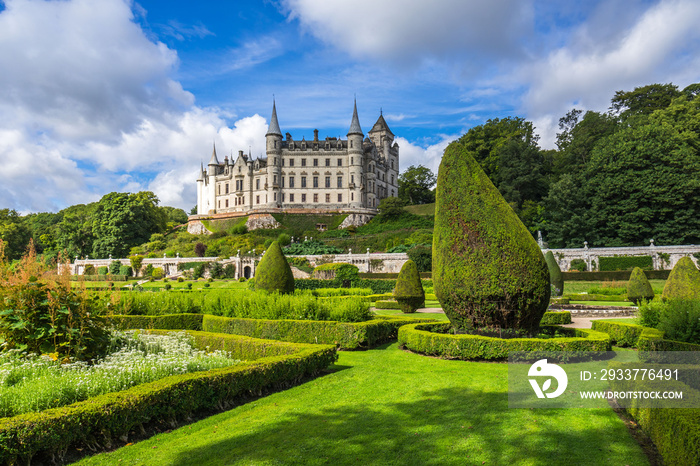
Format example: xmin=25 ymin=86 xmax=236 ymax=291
xmin=347 ymin=98 xmax=363 ymax=136
xmin=266 ymin=99 xmax=282 ymax=137
xmin=208 ymin=142 xmax=219 ymax=166
xmin=197 ymin=162 xmax=205 ymax=181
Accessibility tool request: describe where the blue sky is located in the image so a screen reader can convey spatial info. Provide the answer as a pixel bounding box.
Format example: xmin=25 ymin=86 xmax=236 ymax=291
xmin=1 ymin=0 xmax=699 ymax=213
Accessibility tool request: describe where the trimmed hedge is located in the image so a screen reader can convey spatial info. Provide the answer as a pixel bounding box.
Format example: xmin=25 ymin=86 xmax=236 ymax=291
xmin=563 ymin=270 xmax=670 ymax=281
xmin=359 ymin=272 xmax=432 ymax=279
xmin=71 ymin=275 xmax=128 ymax=281
xmin=540 ymin=311 xmax=572 ymax=325
xmin=599 ymin=255 xmax=653 ymax=271
xmin=110 ymin=313 xmax=204 ymax=331
xmin=0 ymin=331 xmax=337 ymax=464
xmin=202 ymin=314 xmax=434 ymax=350
xmin=607 ymin=364 xmax=700 ymax=466
xmin=398 ymin=322 xmax=611 ymax=361
xmin=375 ymin=300 xmax=402 ymax=310
xmin=589 ymin=320 xmax=700 ymax=356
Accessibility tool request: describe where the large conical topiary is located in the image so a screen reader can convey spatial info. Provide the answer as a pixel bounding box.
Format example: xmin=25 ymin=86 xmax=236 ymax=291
xmin=254 ymin=241 xmax=295 ymax=294
xmin=627 ymin=267 xmax=654 ymax=304
xmin=662 ymin=256 xmax=700 ymax=301
xmin=393 ymin=259 xmax=425 ymax=313
xmin=432 ymin=142 xmax=550 ymax=331
xmin=544 ymin=251 xmax=564 ymax=296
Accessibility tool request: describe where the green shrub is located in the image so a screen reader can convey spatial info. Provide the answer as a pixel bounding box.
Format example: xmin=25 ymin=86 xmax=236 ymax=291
xmin=223 ymin=263 xmax=236 ymax=278
xmin=539 ymin=311 xmax=571 ymax=325
xmin=433 ymin=142 xmax=549 ymax=331
xmin=283 ymin=240 xmax=342 ymax=255
xmin=144 ymin=264 xmax=154 ymax=277
xmin=151 ymin=267 xmax=164 ymax=280
xmin=97 ymin=266 xmax=109 ymax=275
xmin=590 ymin=320 xmax=647 ymax=347
xmin=599 ymin=255 xmax=653 ymax=271
xmin=657 ymin=299 xmax=700 ymax=345
xmin=663 ymin=256 xmax=700 ymax=301
xmin=398 ymin=323 xmax=610 ymax=361
xmin=118 ymin=265 xmax=132 ymax=277
xmin=83 ymin=264 xmax=95 ymax=275
xmin=406 ymin=244 xmax=432 ymax=272
xmin=312 ymin=263 xmax=359 ymax=282
xmin=625 ymin=267 xmax=654 ymax=304
xmin=638 ymin=300 xmax=665 ymax=328
xmin=177 ymin=277 xmax=184 ymax=283
xmin=393 ymin=259 xmax=425 ymax=313
xmin=109 ymin=260 xmax=122 ymax=275
xmin=193 ymin=262 xmax=207 ymax=279
xmin=255 ymin=241 xmax=295 ymax=294
xmin=544 ymin=251 xmax=563 ymax=296
xmin=310 ymin=288 xmax=373 ymax=297
xmin=569 ymin=259 xmax=587 ymax=272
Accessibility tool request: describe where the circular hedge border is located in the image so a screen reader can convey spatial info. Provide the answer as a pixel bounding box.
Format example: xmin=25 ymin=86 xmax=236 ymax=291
xmin=398 ymin=322 xmax=611 ymax=361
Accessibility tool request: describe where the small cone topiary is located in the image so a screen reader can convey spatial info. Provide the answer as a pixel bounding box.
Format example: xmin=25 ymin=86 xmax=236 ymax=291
xmin=662 ymin=256 xmax=700 ymax=301
xmin=544 ymin=251 xmax=564 ymax=296
xmin=626 ymin=267 xmax=654 ymax=304
xmin=393 ymin=259 xmax=425 ymax=313
xmin=253 ymin=241 xmax=295 ymax=294
xmin=433 ymin=142 xmax=550 ymax=331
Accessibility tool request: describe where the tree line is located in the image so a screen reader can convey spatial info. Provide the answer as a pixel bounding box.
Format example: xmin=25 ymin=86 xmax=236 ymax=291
xmin=397 ymin=82 xmax=700 ymax=248
xmin=0 ymin=192 xmax=187 ymax=260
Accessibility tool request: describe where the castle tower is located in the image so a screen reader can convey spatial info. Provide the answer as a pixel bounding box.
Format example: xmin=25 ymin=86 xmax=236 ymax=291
xmin=368 ymin=112 xmax=394 ymax=160
xmin=206 ymin=143 xmax=220 ymax=214
xmin=196 ymin=162 xmax=205 ymax=215
xmin=348 ymin=99 xmax=364 ymax=209
xmin=266 ymin=100 xmax=283 ymax=208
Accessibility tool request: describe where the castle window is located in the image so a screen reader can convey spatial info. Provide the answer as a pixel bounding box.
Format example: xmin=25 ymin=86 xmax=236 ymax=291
xmin=289 ymin=176 xmax=295 ymax=188
xmin=302 ymin=159 xmax=306 ymax=167
xmin=337 ymin=176 xmax=342 ymax=188
xmin=256 ymin=178 xmax=260 ymax=190
xmin=390 ymin=175 xmax=394 ymax=184
xmin=242 ymin=196 xmax=245 ymax=205
xmin=274 ymin=157 xmax=277 ymax=165
xmin=273 ymin=175 xmax=277 ymax=185
xmin=325 ymin=193 xmax=331 ymax=203
xmin=256 ymin=195 xmax=260 ymax=204
xmin=281 ymin=177 xmax=285 ymax=188
xmin=274 ymin=193 xmax=277 ymax=201
xmin=281 ymin=193 xmax=285 ymax=202
xmin=225 ymin=183 xmax=229 ymax=194
xmin=351 ymin=157 xmax=353 ymax=164
xmin=313 ymin=193 xmax=318 ymax=203
xmin=301 ymin=176 xmax=307 ymax=188
xmin=351 ymin=174 xmax=354 ymax=184
xmin=218 ymin=185 xmax=221 ymax=195
xmin=290 ymin=193 xmax=295 ymax=202
xmin=274 ymin=141 xmax=277 ymax=149
xmin=289 ymin=159 xmax=295 ymax=167
xmin=325 ymin=158 xmax=330 ymax=167
xmin=325 ymin=176 xmax=331 ymax=188
xmin=313 ymin=176 xmax=318 ymax=188
xmin=290 ymin=142 xmax=295 ymax=150
xmin=337 ymin=159 xmax=342 ymax=166
xmin=338 ymin=193 xmax=342 ymax=203
xmin=302 ymin=193 xmax=306 ymax=203
xmin=325 ymin=143 xmax=330 ymax=150
xmin=225 ymin=199 xmax=229 ymax=208
xmin=313 ymin=158 xmax=318 ymax=167
xmin=350 ymin=140 xmax=353 ymax=148
xmin=351 ymin=192 xmax=354 ymax=201
xmin=391 ymin=160 xmax=394 ymax=169
xmin=282 ymin=158 xmax=285 ymax=167
xmin=218 ymin=200 xmax=220 ymax=208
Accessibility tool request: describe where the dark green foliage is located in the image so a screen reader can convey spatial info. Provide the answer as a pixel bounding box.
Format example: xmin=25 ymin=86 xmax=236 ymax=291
xmin=254 ymin=241 xmax=295 ymax=294
xmin=406 ymin=244 xmax=432 ymax=272
xmin=393 ymin=260 xmax=425 ymax=313
xmin=223 ymin=263 xmax=236 ymax=278
xmin=610 ymin=83 xmax=681 ymax=119
xmin=283 ymin=240 xmax=342 ymax=255
xmin=294 ymin=278 xmax=397 ymax=294
xmin=656 ymin=299 xmax=700 ymax=345
xmin=83 ymin=264 xmax=95 ymax=275
xmin=209 ymin=262 xmax=224 ymax=279
xmin=374 ymin=300 xmax=402 ymax=310
xmin=544 ymin=251 xmax=563 ymax=296
xmin=663 ymin=256 xmax=700 ymax=301
xmin=539 ymin=311 xmax=571 ymax=325
xmin=110 ymin=313 xmax=204 ymax=330
xmin=377 ymin=197 xmax=408 ymax=218
xmin=398 ymin=165 xmax=436 ymax=205
xmin=398 ymin=323 xmax=610 ymax=360
xmin=627 ymin=267 xmax=654 ymax=304
xmin=192 ymin=263 xmax=207 ymax=279
xmin=91 ymin=192 xmax=167 ymax=259
xmin=97 ymin=266 xmax=109 ymax=275
xmin=118 ymin=265 xmax=132 ymax=277
xmin=590 ymin=321 xmax=649 ymax=347
xmin=0 ymin=209 xmax=32 ymax=260
xmin=569 ymin=258 xmax=587 ymax=272
xmin=0 ymin=330 xmax=337 ymax=464
xmin=433 ymin=142 xmax=550 ymax=331
xmin=637 ymin=300 xmax=665 ymax=328
xmin=129 ymin=255 xmax=143 ymax=277
xmin=599 ymin=255 xmax=652 ymax=271
xmin=312 ymin=263 xmax=359 ymax=282
xmin=277 ymin=233 xmax=291 ymax=246
xmin=564 ymin=270 xmax=670 ymax=281
xmin=194 ymin=242 xmax=207 ymax=257
xmin=160 ymin=206 xmax=189 ymax=225
xmin=108 ymin=260 xmax=122 ymax=275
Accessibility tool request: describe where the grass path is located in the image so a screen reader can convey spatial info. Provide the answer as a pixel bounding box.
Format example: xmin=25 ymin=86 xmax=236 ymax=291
xmin=75 ymin=343 xmax=648 ymax=466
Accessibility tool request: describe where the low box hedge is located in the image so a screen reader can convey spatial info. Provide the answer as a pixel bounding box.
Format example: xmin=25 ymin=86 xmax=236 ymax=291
xmin=110 ymin=313 xmax=204 ymax=331
xmin=398 ymin=323 xmax=611 ymax=361
xmin=590 ymin=321 xmax=652 ymax=347
xmin=203 ymin=314 xmax=434 ymax=350
xmin=563 ymin=270 xmax=670 ymax=281
xmin=0 ymin=331 xmax=337 ymax=464
xmin=540 ymin=311 xmax=572 ymax=325
xmin=607 ymin=362 xmax=700 ymax=466
xmin=375 ymin=300 xmax=402 ymax=310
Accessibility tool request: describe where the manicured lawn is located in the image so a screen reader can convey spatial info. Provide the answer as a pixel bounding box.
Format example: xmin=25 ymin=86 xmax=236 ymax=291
xmin=563 ymin=279 xmax=665 ymax=295
xmin=591 ymin=318 xmax=640 ymax=325
xmin=372 ymin=308 xmax=449 ymax=321
xmin=75 ymin=343 xmax=648 ymax=466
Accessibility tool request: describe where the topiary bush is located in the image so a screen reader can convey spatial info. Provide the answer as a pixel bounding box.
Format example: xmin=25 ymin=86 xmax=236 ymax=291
xmin=432 ymin=142 xmax=550 ymax=331
xmin=569 ymin=259 xmax=587 ymax=272
xmin=254 ymin=241 xmax=294 ymax=294
xmin=393 ymin=259 xmax=425 ymax=313
xmin=662 ymin=256 xmax=700 ymax=301
xmin=626 ymin=267 xmax=654 ymax=304
xmin=544 ymin=251 xmax=563 ymax=296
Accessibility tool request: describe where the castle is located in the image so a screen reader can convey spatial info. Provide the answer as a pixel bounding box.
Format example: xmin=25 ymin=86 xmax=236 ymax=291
xmin=193 ymin=101 xmax=399 ymax=227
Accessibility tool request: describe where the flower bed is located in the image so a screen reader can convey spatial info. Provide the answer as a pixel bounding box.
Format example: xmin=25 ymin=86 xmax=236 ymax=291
xmin=0 ymin=331 xmax=337 ymax=464
xmin=398 ymin=322 xmax=611 ymax=361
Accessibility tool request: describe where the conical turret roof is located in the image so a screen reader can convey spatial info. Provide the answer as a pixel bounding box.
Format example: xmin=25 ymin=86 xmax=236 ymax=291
xmin=208 ymin=143 xmax=219 ymax=166
xmin=347 ymin=99 xmax=363 ymax=136
xmin=266 ymin=100 xmax=282 ymax=137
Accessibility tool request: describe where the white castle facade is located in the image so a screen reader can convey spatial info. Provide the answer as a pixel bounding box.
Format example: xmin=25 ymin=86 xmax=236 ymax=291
xmin=194 ymin=101 xmax=399 ymax=224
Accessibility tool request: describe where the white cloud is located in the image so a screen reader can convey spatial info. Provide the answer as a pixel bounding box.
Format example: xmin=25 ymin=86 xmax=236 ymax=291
xmin=281 ymin=0 xmax=532 ymax=65
xmin=522 ymin=0 xmax=700 ymax=148
xmin=395 ymin=135 xmax=457 ymax=176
